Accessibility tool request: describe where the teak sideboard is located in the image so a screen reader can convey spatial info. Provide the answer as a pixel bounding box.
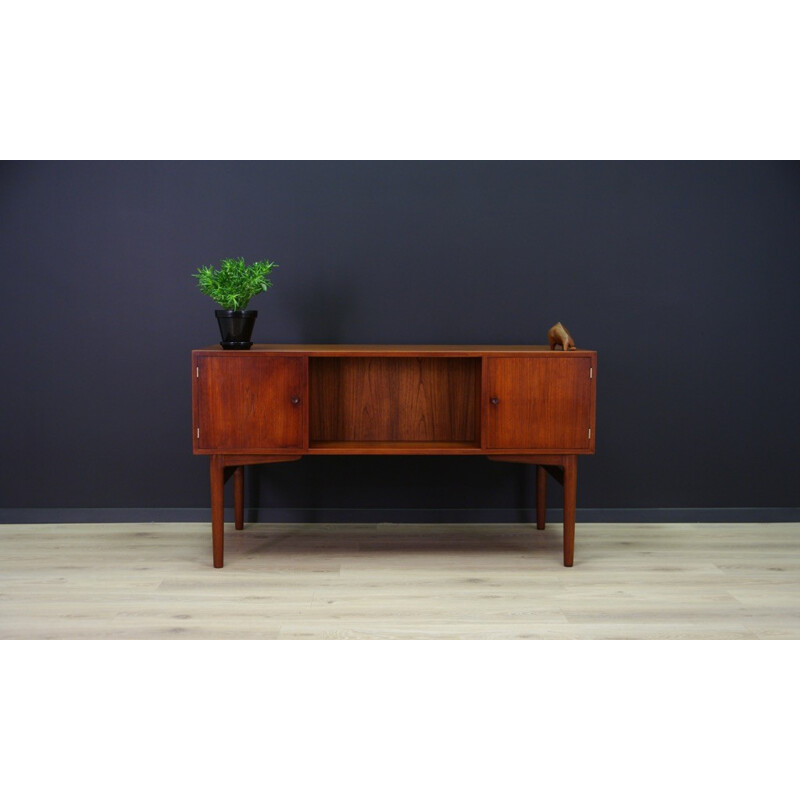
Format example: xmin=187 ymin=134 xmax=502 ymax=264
xmin=191 ymin=344 xmax=597 ymax=568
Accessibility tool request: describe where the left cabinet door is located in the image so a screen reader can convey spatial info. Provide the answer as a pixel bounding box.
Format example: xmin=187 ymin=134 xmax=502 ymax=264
xmin=194 ymin=355 xmax=306 ymax=452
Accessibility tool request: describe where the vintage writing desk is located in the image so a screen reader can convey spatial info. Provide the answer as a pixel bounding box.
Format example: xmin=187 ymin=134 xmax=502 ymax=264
xmin=192 ymin=345 xmax=597 ymax=567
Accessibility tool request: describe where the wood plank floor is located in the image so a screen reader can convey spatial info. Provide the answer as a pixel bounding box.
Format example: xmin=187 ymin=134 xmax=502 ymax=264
xmin=1 ymin=522 xmax=798 ymax=639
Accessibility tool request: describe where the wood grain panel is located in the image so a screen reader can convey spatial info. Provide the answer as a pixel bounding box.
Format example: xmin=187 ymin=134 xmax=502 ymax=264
xmin=310 ymin=357 xmax=479 ymax=443
xmin=195 ymin=355 xmax=305 ymax=450
xmin=485 ymin=357 xmax=593 ymax=450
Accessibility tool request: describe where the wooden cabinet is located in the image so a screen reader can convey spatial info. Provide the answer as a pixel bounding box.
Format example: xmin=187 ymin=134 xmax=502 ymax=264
xmin=192 ymin=345 xmax=596 ymax=568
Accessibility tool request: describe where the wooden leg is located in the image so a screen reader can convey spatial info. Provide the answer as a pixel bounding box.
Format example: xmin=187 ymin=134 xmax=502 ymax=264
xmin=489 ymin=454 xmax=580 ymax=568
xmin=562 ymin=455 xmax=577 ymax=567
xmin=210 ymin=455 xmax=225 ymax=568
xmin=536 ymin=465 xmax=547 ymax=530
xmin=234 ymin=466 xmax=244 ymax=530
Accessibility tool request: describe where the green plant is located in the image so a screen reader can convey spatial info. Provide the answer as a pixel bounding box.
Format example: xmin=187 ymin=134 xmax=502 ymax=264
xmin=193 ymin=257 xmax=277 ymax=311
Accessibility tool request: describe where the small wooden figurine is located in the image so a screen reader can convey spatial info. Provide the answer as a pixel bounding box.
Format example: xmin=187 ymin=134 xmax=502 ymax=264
xmin=548 ymin=322 xmax=576 ymax=351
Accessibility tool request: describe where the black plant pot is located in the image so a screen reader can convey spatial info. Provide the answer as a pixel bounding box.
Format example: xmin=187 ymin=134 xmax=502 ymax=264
xmin=216 ymin=309 xmax=257 ymax=350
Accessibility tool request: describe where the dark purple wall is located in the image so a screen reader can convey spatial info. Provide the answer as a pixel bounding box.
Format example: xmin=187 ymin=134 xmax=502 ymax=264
xmin=2 ymin=161 xmax=799 ymax=519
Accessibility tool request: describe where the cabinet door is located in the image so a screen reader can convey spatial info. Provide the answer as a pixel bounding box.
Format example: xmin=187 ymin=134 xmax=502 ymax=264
xmin=485 ymin=357 xmax=593 ymax=450
xmin=195 ymin=355 xmax=306 ymax=451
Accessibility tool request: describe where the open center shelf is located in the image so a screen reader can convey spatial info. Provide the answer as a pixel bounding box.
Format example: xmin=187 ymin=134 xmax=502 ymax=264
xmin=308 ymin=356 xmax=481 ymax=449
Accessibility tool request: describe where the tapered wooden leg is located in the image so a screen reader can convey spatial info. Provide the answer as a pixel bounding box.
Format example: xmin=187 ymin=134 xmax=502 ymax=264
xmin=536 ymin=465 xmax=547 ymax=530
xmin=562 ymin=455 xmax=577 ymax=567
xmin=489 ymin=454 xmax=580 ymax=568
xmin=210 ymin=456 xmax=225 ymax=568
xmin=234 ymin=466 xmax=244 ymax=530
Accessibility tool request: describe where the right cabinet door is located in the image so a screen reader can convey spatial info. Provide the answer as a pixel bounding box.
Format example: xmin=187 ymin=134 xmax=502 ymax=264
xmin=484 ymin=356 xmax=594 ymax=450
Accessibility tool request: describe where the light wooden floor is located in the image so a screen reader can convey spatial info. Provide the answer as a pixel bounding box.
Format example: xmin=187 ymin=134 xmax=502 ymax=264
xmin=0 ymin=522 xmax=798 ymax=639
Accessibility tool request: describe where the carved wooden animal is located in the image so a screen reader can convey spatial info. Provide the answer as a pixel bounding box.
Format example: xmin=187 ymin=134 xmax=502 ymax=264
xmin=548 ymin=322 xmax=576 ymax=351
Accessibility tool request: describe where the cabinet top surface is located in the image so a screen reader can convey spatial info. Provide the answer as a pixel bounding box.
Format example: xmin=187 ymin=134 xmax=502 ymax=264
xmin=193 ymin=344 xmax=596 ymax=356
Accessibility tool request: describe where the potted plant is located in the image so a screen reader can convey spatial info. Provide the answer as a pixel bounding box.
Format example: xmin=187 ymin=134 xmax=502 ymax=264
xmin=193 ymin=257 xmax=277 ymax=349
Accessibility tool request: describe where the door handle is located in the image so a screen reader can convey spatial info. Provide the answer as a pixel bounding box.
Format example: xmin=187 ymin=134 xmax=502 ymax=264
xmin=490 ymin=396 xmax=499 ymax=406
xmin=290 ymin=395 xmax=301 ymax=406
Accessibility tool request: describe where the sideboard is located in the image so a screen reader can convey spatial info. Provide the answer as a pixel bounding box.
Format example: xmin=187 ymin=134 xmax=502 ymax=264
xmin=192 ymin=344 xmax=597 ymax=568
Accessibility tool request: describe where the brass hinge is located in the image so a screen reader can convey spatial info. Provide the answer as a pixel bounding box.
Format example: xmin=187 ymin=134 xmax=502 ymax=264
xmin=196 ymin=367 xmax=199 ymax=378
xmin=196 ymin=428 xmax=200 ymax=439
xmin=588 ymin=427 xmax=592 ymax=439
xmin=589 ymin=367 xmax=593 ymax=379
